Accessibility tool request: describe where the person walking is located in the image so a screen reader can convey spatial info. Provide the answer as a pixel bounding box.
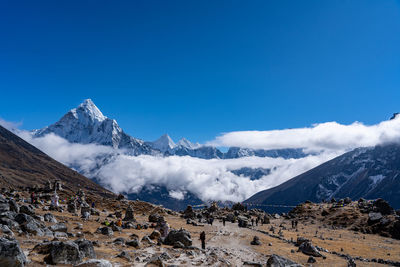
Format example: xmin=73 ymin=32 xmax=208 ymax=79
xmin=222 ymin=217 xmax=226 ymax=226
xmin=200 ymin=231 xmax=206 ymax=249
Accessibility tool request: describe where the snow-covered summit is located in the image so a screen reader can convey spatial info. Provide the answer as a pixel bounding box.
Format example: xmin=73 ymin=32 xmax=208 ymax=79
xmin=148 ymin=134 xmax=176 ymax=153
xmin=33 ymin=99 xmax=155 ymax=155
xmin=177 ymin=138 xmax=201 ymax=150
xmin=73 ymin=99 xmax=106 ymax=122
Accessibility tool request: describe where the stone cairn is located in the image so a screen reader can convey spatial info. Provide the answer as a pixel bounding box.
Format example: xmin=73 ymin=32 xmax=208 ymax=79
xmin=123 ymin=205 xmax=135 ymax=222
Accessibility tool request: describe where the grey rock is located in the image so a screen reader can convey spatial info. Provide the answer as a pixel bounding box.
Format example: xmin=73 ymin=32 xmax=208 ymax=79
xmin=148 ymin=213 xmax=163 ymax=223
xmin=250 ymin=236 xmax=261 ymax=245
xmin=173 ymin=241 xmax=185 ymax=248
xmin=164 ymin=229 xmax=192 ymax=247
xmin=368 ymin=212 xmax=383 ymax=224
xmin=44 ymin=213 xmax=57 ymax=223
xmin=8 ymin=200 xmax=19 ymax=213
xmin=20 ymin=205 xmax=35 ymax=216
xmin=46 ymin=241 xmax=83 ymax=265
xmin=50 ymin=223 xmax=68 ymax=233
xmin=117 ymin=251 xmax=131 ymax=261
xmin=0 ymin=237 xmax=27 ymax=267
xmin=307 ymin=256 xmax=316 ymax=263
xmin=75 ymin=259 xmax=113 ymax=267
xmin=75 ymin=239 xmax=96 ymax=258
xmin=0 ymin=224 xmax=14 ymax=237
xmin=126 ymin=238 xmax=140 ymax=247
xmin=113 ymin=237 xmax=126 ymax=245
xmin=98 ymin=227 xmax=113 ymax=236
xmin=0 ymin=203 xmax=10 ymax=213
xmin=54 ymin=232 xmax=68 ymax=238
xmin=298 ymin=241 xmax=322 ymax=257
xmin=266 ymin=254 xmax=302 ymax=267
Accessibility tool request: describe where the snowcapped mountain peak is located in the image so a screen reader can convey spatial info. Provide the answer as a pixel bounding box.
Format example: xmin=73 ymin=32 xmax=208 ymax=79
xmin=177 ymin=138 xmax=201 ymax=149
xmin=74 ymin=99 xmax=106 ymax=122
xmin=33 ymin=99 xmax=156 ymax=155
xmin=149 ymin=134 xmax=176 ymax=152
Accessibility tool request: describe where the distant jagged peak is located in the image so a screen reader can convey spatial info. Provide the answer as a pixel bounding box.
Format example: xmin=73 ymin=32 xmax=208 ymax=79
xmin=177 ymin=137 xmax=201 ymax=149
xmin=71 ymin=98 xmax=106 ymax=122
xmin=151 ymin=134 xmax=176 ymax=152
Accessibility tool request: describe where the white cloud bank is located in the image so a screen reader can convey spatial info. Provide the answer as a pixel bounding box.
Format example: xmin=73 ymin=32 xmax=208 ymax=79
xmin=1 ymin=115 xmax=400 ymax=203
xmin=208 ymin=115 xmax=400 ymax=152
xmin=8 ymin=129 xmax=342 ymax=203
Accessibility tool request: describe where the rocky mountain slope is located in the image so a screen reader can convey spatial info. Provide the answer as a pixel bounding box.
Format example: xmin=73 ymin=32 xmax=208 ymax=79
xmin=245 ymin=144 xmax=400 ymax=211
xmin=0 ymin=125 xmax=113 ymax=198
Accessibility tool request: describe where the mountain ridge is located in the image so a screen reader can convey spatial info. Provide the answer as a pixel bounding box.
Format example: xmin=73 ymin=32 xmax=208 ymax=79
xmin=245 ymin=144 xmax=400 ymax=211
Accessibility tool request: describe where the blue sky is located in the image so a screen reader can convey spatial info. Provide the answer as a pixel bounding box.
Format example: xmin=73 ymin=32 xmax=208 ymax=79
xmin=1 ymin=1 xmax=400 ymax=143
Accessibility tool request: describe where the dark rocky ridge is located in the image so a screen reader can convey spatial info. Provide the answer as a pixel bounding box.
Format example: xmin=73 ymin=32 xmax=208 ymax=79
xmin=245 ymin=144 xmax=400 ymax=212
xmin=0 ymin=125 xmax=114 ymax=199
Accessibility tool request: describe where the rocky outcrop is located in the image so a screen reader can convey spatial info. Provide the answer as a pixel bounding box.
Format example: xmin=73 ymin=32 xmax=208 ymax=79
xmin=163 ymin=229 xmax=192 ymax=247
xmin=266 ymin=254 xmax=302 ymax=267
xmin=0 ymin=237 xmax=27 ymax=267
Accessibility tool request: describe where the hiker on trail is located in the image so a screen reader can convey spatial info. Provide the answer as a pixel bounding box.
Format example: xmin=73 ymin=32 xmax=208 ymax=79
xmin=200 ymin=231 xmax=206 ymax=249
xmin=116 ymin=218 xmax=122 ymax=227
xmin=222 ymin=217 xmax=226 ymax=226
xmin=31 ymin=192 xmax=35 ymax=204
xmin=251 ymin=218 xmax=254 ymax=226
xmin=291 ymin=220 xmax=295 ymax=229
xmin=91 ymin=202 xmax=95 ymax=208
xmin=256 ymin=217 xmax=259 ymax=226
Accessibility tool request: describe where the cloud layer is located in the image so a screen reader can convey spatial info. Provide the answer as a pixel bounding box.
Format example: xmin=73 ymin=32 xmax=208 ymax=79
xmin=208 ymin=116 xmax=400 ymax=152
xmin=10 ymin=128 xmax=342 ymax=202
xmin=2 ymin=115 xmax=400 ymax=203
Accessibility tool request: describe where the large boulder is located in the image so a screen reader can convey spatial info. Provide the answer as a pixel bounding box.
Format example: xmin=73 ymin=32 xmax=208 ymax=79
xmin=74 ymin=239 xmax=96 ymax=258
xmin=163 ymin=229 xmax=192 ymax=247
xmin=0 ymin=225 xmax=14 ymax=237
xmin=44 ymin=213 xmax=57 ymax=223
xmin=45 ymin=241 xmax=83 ymax=265
xmin=97 ymin=227 xmax=113 ymax=236
xmin=21 ymin=219 xmax=45 ymax=236
xmin=0 ymin=237 xmax=27 ymax=267
xmin=149 ymin=213 xmax=164 ymax=223
xmin=8 ymin=200 xmax=19 ymax=213
xmin=50 ymin=223 xmax=68 ymax=233
xmin=0 ymin=218 xmax=19 ymax=230
xmin=368 ymin=212 xmax=383 ymax=225
xmin=20 ymin=205 xmax=35 ymax=216
xmin=298 ymin=241 xmax=322 ymax=257
xmin=374 ymin=199 xmax=393 ymax=215
xmin=0 ymin=203 xmax=10 ymax=213
xmin=149 ymin=230 xmax=161 ymax=240
xmin=250 ymin=236 xmax=261 ymax=245
xmin=266 ymin=254 xmax=302 ymax=267
xmin=238 ymin=216 xmax=249 ymax=228
xmin=183 ymin=206 xmax=196 ymax=219
xmin=14 ymin=213 xmax=34 ymax=225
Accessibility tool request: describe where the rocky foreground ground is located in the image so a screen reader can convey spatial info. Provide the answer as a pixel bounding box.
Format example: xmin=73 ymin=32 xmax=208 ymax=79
xmin=0 ymin=189 xmax=400 ymax=267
